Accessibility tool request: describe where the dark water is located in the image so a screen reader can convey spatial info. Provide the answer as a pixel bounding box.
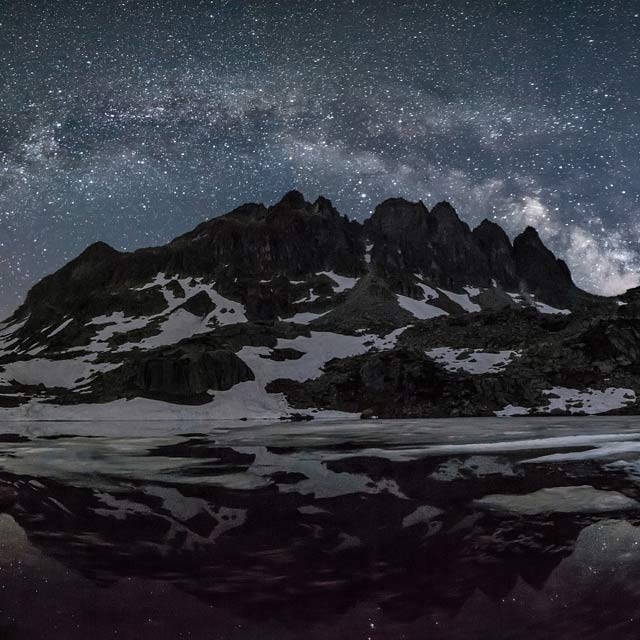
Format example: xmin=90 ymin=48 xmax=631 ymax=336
xmin=2 ymin=416 xmax=640 ymax=639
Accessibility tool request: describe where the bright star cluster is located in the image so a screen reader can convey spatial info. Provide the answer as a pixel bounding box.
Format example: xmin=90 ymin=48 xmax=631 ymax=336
xmin=1 ymin=0 xmax=639 ymax=317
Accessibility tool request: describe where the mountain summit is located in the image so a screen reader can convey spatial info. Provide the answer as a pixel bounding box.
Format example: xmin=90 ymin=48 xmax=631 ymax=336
xmin=0 ymin=192 xmax=637 ymax=420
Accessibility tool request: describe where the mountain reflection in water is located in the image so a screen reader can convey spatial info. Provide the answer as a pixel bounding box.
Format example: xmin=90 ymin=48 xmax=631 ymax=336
xmin=1 ymin=417 xmax=640 ymax=639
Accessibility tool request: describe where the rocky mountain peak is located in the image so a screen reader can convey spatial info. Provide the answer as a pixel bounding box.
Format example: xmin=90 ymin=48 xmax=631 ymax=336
xmin=364 ymin=198 xmax=428 ymax=242
xmin=516 ymin=225 xmax=545 ymax=245
xmin=81 ymin=241 xmax=121 ymax=258
xmin=472 ymin=219 xmax=518 ymax=289
xmin=311 ymin=195 xmax=340 ymax=219
xmin=513 ymin=226 xmax=575 ymax=304
xmin=273 ymin=189 xmax=307 ymax=211
xmin=429 ymin=201 xmax=461 ymax=225
xmin=473 ymin=218 xmax=507 ymax=237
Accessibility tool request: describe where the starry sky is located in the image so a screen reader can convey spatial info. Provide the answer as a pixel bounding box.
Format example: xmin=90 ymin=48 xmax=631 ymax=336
xmin=1 ymin=0 xmax=639 ymax=318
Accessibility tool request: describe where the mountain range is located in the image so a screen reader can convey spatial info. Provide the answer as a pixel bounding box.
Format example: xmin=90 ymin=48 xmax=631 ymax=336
xmin=1 ymin=190 xmax=638 ymax=420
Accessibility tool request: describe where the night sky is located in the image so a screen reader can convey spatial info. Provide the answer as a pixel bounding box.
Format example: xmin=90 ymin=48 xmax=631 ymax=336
xmin=1 ymin=0 xmax=639 ymax=318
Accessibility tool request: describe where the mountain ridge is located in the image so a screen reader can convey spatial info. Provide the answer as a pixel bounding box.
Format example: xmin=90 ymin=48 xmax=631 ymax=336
xmin=10 ymin=190 xmax=589 ymax=326
xmin=0 ymin=191 xmax=637 ymax=421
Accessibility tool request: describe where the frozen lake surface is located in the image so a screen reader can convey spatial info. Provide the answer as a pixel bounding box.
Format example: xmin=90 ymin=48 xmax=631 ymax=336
xmin=2 ymin=416 xmax=640 ymax=639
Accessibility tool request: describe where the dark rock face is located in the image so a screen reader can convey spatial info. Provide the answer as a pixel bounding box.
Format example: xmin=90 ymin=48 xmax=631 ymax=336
xmin=421 ymin=202 xmax=494 ymax=288
xmin=365 ymin=199 xmax=494 ymax=289
xmin=178 ymin=291 xmax=216 ymax=317
xmin=171 ymin=190 xmax=365 ymax=283
xmin=472 ymin=219 xmax=519 ymax=289
xmin=269 ymin=346 xmax=539 ymax=419
xmin=365 ymin=198 xmax=429 ymax=244
xmin=578 ymin=318 xmax=640 ymax=367
xmin=362 ymin=198 xmax=579 ymax=301
xmin=315 ymin=274 xmax=414 ymax=333
xmin=513 ymin=227 xmax=575 ymax=304
xmin=134 ymin=349 xmax=254 ymax=401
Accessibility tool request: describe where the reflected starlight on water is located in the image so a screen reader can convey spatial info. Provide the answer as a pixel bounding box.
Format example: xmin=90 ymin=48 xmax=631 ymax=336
xmin=0 ymin=417 xmax=640 ymax=638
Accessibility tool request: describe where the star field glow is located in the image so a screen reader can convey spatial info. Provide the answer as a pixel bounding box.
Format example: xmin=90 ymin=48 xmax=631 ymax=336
xmin=0 ymin=0 xmax=639 ymax=317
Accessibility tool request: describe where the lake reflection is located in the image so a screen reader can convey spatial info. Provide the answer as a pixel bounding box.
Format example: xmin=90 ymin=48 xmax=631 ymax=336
xmin=2 ymin=417 xmax=640 ymax=639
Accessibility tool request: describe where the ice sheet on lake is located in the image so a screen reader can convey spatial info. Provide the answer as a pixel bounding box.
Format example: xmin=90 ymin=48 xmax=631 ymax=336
xmin=495 ymin=404 xmax=530 ymax=417
xmin=475 ymin=485 xmax=639 ymax=515
xmin=430 ymin=455 xmax=520 ymax=481
xmin=402 ymin=505 xmax=443 ymax=527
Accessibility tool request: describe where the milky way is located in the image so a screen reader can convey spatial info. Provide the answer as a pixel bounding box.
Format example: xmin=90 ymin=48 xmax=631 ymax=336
xmin=1 ymin=0 xmax=639 ymax=318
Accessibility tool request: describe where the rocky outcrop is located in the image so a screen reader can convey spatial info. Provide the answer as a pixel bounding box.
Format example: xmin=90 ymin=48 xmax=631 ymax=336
xmin=170 ymin=190 xmax=365 ymax=284
xmin=268 ymin=345 xmax=548 ymax=418
xmin=472 ymin=219 xmax=519 ymax=290
xmin=0 ymin=482 xmax=17 ymax=512
xmin=101 ymin=347 xmax=257 ymax=404
xmin=365 ymin=199 xmax=493 ymax=289
xmin=513 ymin=227 xmax=576 ymax=305
xmin=178 ymin=291 xmax=216 ymax=317
xmin=136 ymin=349 xmax=253 ymax=398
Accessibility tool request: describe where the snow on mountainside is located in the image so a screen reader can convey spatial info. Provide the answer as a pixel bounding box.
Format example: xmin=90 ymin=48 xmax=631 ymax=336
xmin=0 ymin=191 xmax=638 ymax=420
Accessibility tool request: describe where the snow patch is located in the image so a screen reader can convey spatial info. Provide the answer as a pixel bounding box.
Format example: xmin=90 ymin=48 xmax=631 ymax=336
xmin=402 ymin=505 xmax=443 ymax=528
xmin=82 ymin=274 xmax=248 ymax=352
xmin=426 ymin=347 xmax=520 ymax=374
xmin=0 ymin=318 xmax=27 ymax=357
xmin=440 ymin=288 xmax=482 ymax=313
xmin=397 ymin=295 xmax=448 ymax=320
xmin=86 ymin=313 xmax=152 ymax=352
xmin=47 ymin=318 xmax=73 ymax=338
xmin=281 ymin=311 xmax=328 ymax=324
xmin=506 ymin=291 xmax=571 ymax=315
xmin=464 ymin=286 xmax=481 ymax=297
xmin=540 ymin=386 xmax=636 ymax=415
xmin=0 ymin=355 xmax=122 ymax=389
xmin=417 ymin=282 xmax=438 ymax=300
xmin=495 ymin=404 xmax=530 ymax=417
xmin=293 ymin=291 xmax=319 ymax=304
xmin=202 ymin=329 xmax=406 ymax=418
xmin=5 ymin=328 xmax=407 ymax=420
xmin=496 ymin=387 xmax=636 ymax=417
xmin=316 ymin=271 xmax=358 ymax=293
xmin=534 ymin=301 xmax=571 ymax=315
